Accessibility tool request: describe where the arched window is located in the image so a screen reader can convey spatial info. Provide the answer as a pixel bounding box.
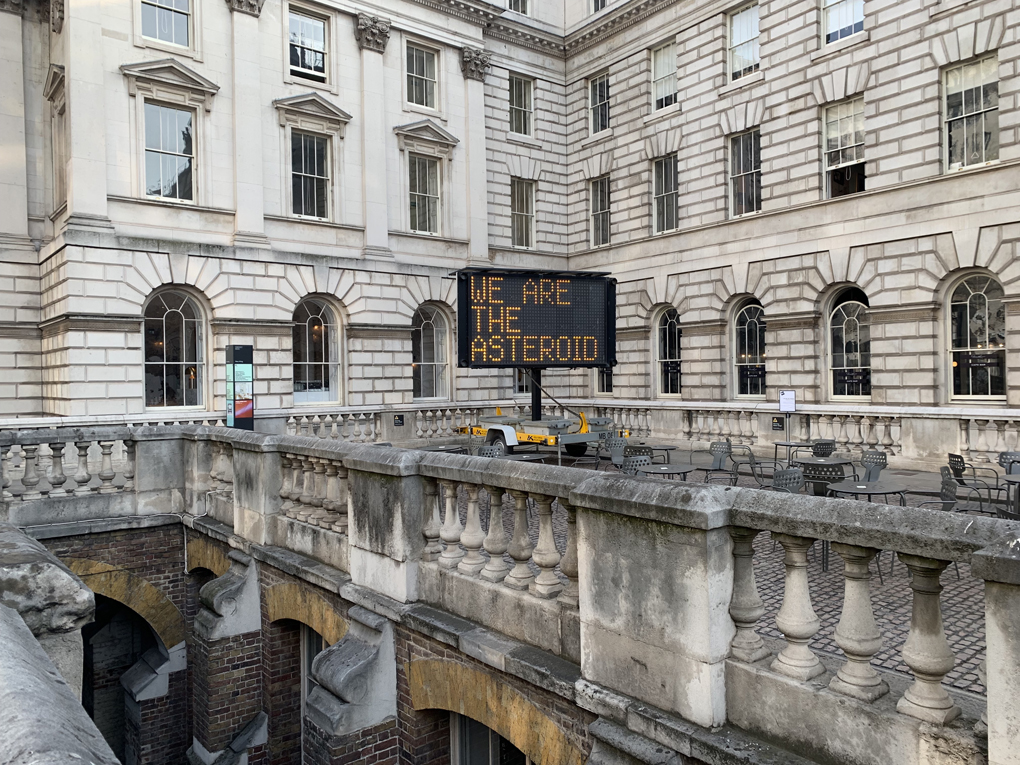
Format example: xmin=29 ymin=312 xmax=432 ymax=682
xmin=830 ymin=288 xmax=871 ymax=397
xmin=734 ymin=301 xmax=766 ymax=396
xmin=657 ymin=308 xmax=682 ymax=396
xmin=412 ymin=305 xmax=449 ymax=399
xmin=144 ymin=290 xmax=204 ymax=408
xmin=292 ymin=298 xmax=340 ymax=404
xmin=950 ymin=275 xmax=1005 ymax=397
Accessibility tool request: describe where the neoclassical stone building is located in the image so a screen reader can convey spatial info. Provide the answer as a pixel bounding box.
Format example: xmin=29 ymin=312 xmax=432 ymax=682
xmin=2 ymin=0 xmax=1020 ymax=462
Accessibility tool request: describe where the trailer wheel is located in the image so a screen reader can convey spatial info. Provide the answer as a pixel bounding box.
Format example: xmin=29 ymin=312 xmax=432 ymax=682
xmin=490 ymin=433 xmax=513 ymax=456
xmin=565 ymin=442 xmax=588 ymax=457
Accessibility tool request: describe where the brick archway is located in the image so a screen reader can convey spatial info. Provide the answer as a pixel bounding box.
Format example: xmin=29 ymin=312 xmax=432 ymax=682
xmin=62 ymin=558 xmax=186 ymax=649
xmin=264 ymin=581 xmax=348 ymax=645
xmin=406 ymin=659 xmax=585 ymax=765
xmin=184 ymin=534 xmax=230 ymax=577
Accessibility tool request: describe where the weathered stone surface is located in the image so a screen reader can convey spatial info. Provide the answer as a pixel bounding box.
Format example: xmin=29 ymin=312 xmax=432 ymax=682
xmin=0 ymin=603 xmax=119 ymax=765
xmin=0 ymin=522 xmax=93 ymax=634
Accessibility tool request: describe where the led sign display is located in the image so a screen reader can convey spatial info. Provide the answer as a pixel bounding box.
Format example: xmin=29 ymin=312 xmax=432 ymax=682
xmin=457 ymin=269 xmax=616 ymax=369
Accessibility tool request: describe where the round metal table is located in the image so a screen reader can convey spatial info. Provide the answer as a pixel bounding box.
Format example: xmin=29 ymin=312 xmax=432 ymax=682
xmin=774 ymin=441 xmax=813 ymax=465
xmin=827 ymin=479 xmax=907 ymax=506
xmin=636 ymin=463 xmax=697 ymax=480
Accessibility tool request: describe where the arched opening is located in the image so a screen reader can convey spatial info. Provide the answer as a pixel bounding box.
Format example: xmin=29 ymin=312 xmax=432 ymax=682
xmin=949 ymin=273 xmax=1006 ymax=398
xmin=452 ymin=713 xmax=530 ymax=765
xmin=292 ymin=297 xmax=341 ymax=404
xmin=82 ymin=594 xmax=160 ymax=762
xmin=263 ymin=618 xmax=325 ymax=765
xmin=734 ymin=299 xmax=766 ymax=397
xmin=829 ymin=287 xmax=871 ymax=398
xmin=655 ymin=307 xmax=682 ymax=397
xmin=412 ymin=305 xmax=450 ymax=400
xmin=143 ymin=288 xmax=206 ymax=408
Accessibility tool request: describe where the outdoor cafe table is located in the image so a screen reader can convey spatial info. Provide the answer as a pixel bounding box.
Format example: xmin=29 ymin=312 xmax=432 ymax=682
xmin=774 ymin=440 xmax=813 ymax=465
xmin=792 ymin=456 xmax=855 ymax=468
xmin=826 ymin=479 xmax=907 ymax=506
xmin=637 ymin=443 xmax=677 ymax=463
xmin=636 ymin=463 xmax=697 ymax=480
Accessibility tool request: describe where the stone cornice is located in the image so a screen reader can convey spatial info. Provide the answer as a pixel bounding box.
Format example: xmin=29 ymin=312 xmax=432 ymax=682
xmin=565 ymin=0 xmax=681 ymax=54
xmin=869 ymin=306 xmax=940 ymax=323
xmin=346 ymin=324 xmax=412 ymax=340
xmin=0 ymin=322 xmax=41 ymax=339
xmin=616 ymin=326 xmax=650 ymax=341
xmin=407 ymin=0 xmax=501 ymax=26
xmin=0 ymin=0 xmax=24 ymax=16
xmin=211 ymin=318 xmax=292 ymax=336
xmin=678 ymin=319 xmax=726 ymax=337
xmin=484 ymin=21 xmax=565 ymax=55
xmin=40 ymin=314 xmax=141 ymax=338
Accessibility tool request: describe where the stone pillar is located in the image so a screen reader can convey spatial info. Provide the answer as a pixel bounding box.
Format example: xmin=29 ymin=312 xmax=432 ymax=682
xmin=970 ymin=540 xmax=1020 ymax=765
xmin=64 ymin=0 xmax=111 ymax=226
xmin=460 ymin=47 xmax=490 ymax=264
xmin=771 ymin=534 xmax=824 ymax=681
xmin=189 ymin=551 xmax=263 ymax=764
xmin=121 ymin=642 xmax=190 ymax=765
xmin=231 ymin=439 xmax=282 ymax=544
xmin=227 ymin=0 xmax=269 ymax=247
xmin=356 ymin=14 xmax=391 ymax=259
xmin=0 ymin=3 xmax=28 ymax=241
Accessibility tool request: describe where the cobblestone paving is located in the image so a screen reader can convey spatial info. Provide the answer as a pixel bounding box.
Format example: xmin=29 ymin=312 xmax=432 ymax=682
xmin=448 ymin=450 xmax=989 ymax=697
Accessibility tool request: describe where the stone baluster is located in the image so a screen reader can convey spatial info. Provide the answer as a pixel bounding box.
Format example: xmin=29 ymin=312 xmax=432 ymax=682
xmin=504 ymin=490 xmax=534 ymax=590
xmin=689 ymin=410 xmax=702 ymax=442
xmin=849 ymin=416 xmax=864 ymax=454
xmin=20 ymin=445 xmax=42 ymax=500
xmin=974 ymin=419 xmax=991 ymax=462
xmin=720 ymin=412 xmax=733 ymax=443
xmin=296 ymin=457 xmax=316 ymax=521
xmin=864 ymin=417 xmax=879 ymax=451
xmin=771 ymin=534 xmax=824 ymax=680
xmin=97 ymin=441 xmax=117 ymax=494
xmin=286 ymin=416 xmax=297 ymax=435
xmin=1 ymin=444 xmax=12 ymax=500
xmin=530 ymin=494 xmax=562 ymax=599
xmin=958 ymin=418 xmax=971 ymax=460
xmin=286 ymin=454 xmax=303 ymax=519
xmin=122 ymin=440 xmax=136 ymax=492
xmin=896 ymin=555 xmax=960 ymax=724
xmin=681 ymin=410 xmax=692 ymax=441
xmin=819 ymin=414 xmax=833 ymax=441
xmin=993 ymin=420 xmax=1008 ymax=456
xmin=438 ymin=481 xmax=464 ymax=569
xmin=73 ymin=441 xmax=93 ymax=495
xmin=331 ymin=461 xmax=349 ymax=532
xmin=279 ymin=454 xmax=294 ymax=515
xmin=729 ymin=528 xmax=770 ymax=662
xmin=480 ymin=486 xmax=510 ymax=582
xmin=557 ymin=499 xmax=579 ymax=607
xmin=801 ymin=414 xmax=813 ymax=442
xmin=835 ymin=415 xmax=851 ymax=452
xmin=309 ymin=457 xmax=328 ymax=526
xmin=458 ymin=484 xmax=486 ymax=575
xmin=415 ymin=410 xmax=424 ymax=438
xmin=47 ymin=442 xmax=69 ymax=497
xmin=422 ymin=479 xmax=442 ymax=561
xmin=881 ymin=420 xmax=897 ymax=454
xmin=829 ymin=544 xmax=888 ymax=700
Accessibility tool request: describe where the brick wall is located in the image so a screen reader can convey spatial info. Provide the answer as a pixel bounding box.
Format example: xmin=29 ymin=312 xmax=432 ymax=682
xmin=263 ymin=619 xmax=303 ymax=765
xmin=304 ymin=717 xmax=400 ymax=765
xmin=192 ymin=630 xmax=264 ymax=753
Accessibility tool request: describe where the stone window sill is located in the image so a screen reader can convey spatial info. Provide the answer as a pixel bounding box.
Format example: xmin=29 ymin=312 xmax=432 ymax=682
xmin=718 ymin=70 xmax=764 ymax=97
xmin=507 ymin=132 xmax=542 ymax=148
xmin=642 ymin=103 xmax=681 ymax=126
xmin=810 ymin=31 xmax=869 ymax=62
xmin=581 ymin=129 xmax=614 ymax=148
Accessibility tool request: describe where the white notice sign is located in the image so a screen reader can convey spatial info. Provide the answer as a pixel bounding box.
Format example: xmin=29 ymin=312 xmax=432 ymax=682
xmin=779 ymin=389 xmax=796 ymax=413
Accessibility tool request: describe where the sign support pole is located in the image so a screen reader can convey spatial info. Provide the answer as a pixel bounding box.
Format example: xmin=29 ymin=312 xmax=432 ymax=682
xmin=530 ymin=368 xmax=543 ymax=422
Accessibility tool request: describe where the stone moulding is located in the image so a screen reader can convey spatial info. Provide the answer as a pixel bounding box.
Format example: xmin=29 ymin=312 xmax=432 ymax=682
xmin=355 ymin=13 xmax=390 ymax=53
xmin=394 ymin=120 xmax=460 ymax=159
xmin=224 ymin=0 xmax=264 ymax=17
xmin=273 ymin=92 xmax=353 ymax=137
xmin=120 ymin=59 xmax=220 ymax=112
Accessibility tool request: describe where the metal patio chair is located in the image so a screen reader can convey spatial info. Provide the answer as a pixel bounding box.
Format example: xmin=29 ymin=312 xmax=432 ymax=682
xmin=770 ymin=468 xmax=805 ymax=494
xmin=948 ymin=453 xmax=1005 ymax=511
xmin=477 ymin=445 xmax=501 ymax=458
xmin=599 ymin=436 xmax=627 ymax=471
xmin=700 ymin=441 xmax=738 ymax=485
xmin=811 ymin=440 xmax=837 ymax=458
xmin=803 ymin=462 xmax=848 ymax=496
xmin=622 ymin=455 xmax=653 ymax=476
xmin=859 ymin=450 xmax=887 ymax=482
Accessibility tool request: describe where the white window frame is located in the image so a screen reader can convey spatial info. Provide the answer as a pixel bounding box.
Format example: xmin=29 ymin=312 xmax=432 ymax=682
xmin=143 ymin=101 xmax=197 ymax=203
xmin=288 ymin=8 xmax=329 ymax=85
xmin=822 ymin=0 xmax=864 ymax=46
xmin=508 ymin=0 xmax=529 ymax=15
xmin=948 ymin=274 xmax=1007 ymax=401
xmin=140 ymin=0 xmax=191 ymax=49
xmin=590 ymin=175 xmax=610 ymax=247
xmin=509 ymin=74 xmax=533 ymax=136
xmin=824 ymin=96 xmax=866 ymax=198
xmin=275 ymin=96 xmax=349 ymax=225
xmin=728 ymin=3 xmax=759 ymax=82
xmin=734 ymin=301 xmax=766 ymax=398
xmin=656 ymin=308 xmax=682 ymax=398
xmin=133 ymin=0 xmax=203 ymax=59
xmin=592 ymin=0 xmax=607 ymax=12
xmin=290 ymin=131 xmax=331 ymax=219
xmin=292 ymin=297 xmax=342 ymax=405
xmin=510 ymin=177 xmax=535 ymax=249
xmin=405 ymin=41 xmax=440 ymax=113
xmin=514 ymin=368 xmax=531 ymax=397
xmin=589 ymin=72 xmax=610 ymax=135
xmin=595 ymin=367 xmax=614 ymax=396
xmin=450 ymin=713 xmax=534 ymax=765
xmin=408 ymin=153 xmax=441 ymax=235
xmin=143 ymin=289 xmax=208 ymax=410
xmin=943 ymin=54 xmax=999 ymax=173
xmin=653 ymin=155 xmax=678 ymax=234
xmin=828 ymin=293 xmax=871 ymax=400
xmin=651 ymin=42 xmax=677 ymax=111
xmin=729 ymin=129 xmax=761 ymax=218
xmin=412 ymin=305 xmax=451 ymax=401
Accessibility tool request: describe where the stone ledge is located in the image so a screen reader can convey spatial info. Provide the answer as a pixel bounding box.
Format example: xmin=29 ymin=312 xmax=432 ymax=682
xmin=24 ymin=513 xmax=181 ymax=540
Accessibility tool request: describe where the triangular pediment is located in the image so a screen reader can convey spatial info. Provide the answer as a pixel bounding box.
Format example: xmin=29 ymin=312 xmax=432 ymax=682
xmin=119 ymin=59 xmax=220 ymax=95
xmin=393 ymin=120 xmax=460 ymax=147
xmin=273 ymin=93 xmax=352 ymax=124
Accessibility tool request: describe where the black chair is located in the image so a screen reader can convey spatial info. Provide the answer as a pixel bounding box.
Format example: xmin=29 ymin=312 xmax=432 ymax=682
xmin=599 ymin=436 xmax=627 ymax=471
xmin=859 ymin=450 xmax=887 ymax=482
xmin=700 ymin=441 xmax=738 ymax=485
xmin=622 ymin=455 xmax=653 ymax=475
xmin=477 ymin=445 xmax=501 ymax=458
xmin=811 ymin=440 xmax=837 ymax=457
xmin=948 ymin=453 xmax=1005 ymax=510
xmin=770 ymin=468 xmax=805 ymax=494
xmin=997 ymin=451 xmax=1020 ymax=475
xmin=802 ymin=462 xmax=846 ymax=496
xmin=743 ymin=452 xmax=786 ymax=488
xmin=624 ymin=444 xmax=654 ymax=459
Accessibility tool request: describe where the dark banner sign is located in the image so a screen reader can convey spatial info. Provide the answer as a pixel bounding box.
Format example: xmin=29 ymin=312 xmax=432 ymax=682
xmin=739 ymin=364 xmax=766 ymax=380
xmin=457 ymin=269 xmax=616 ymax=368
xmin=956 ymin=351 xmax=1004 ymax=369
xmin=226 ymin=344 xmax=254 ymax=431
xmin=834 ymin=368 xmax=871 ymax=386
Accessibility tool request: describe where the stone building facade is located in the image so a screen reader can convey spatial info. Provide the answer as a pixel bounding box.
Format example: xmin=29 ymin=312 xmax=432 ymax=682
xmin=2 ymin=0 xmax=1020 ymax=461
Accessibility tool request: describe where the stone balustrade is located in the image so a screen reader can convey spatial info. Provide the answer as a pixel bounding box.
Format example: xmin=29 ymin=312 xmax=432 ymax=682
xmin=4 ymin=424 xmax=1020 ymax=765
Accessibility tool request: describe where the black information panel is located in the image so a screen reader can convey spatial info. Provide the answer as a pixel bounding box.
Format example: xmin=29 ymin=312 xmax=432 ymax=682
xmin=457 ymin=269 xmax=616 ymax=368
